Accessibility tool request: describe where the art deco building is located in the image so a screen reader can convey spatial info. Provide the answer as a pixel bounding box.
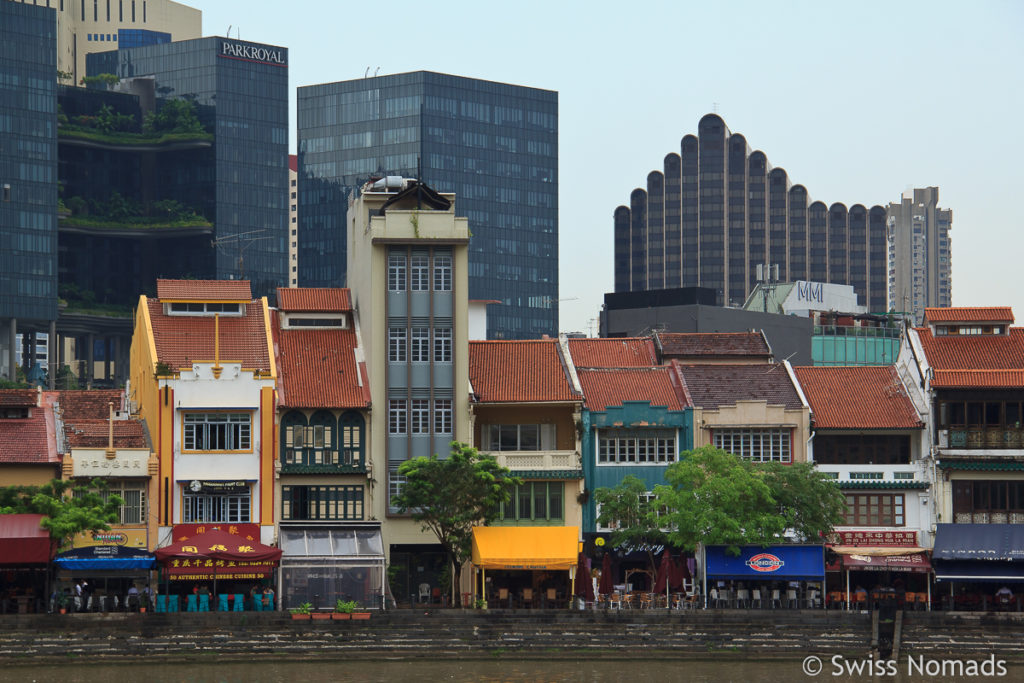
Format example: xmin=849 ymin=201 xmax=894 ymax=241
xmin=887 ymin=187 xmax=952 ymax=325
xmin=613 ymin=114 xmax=887 ymax=312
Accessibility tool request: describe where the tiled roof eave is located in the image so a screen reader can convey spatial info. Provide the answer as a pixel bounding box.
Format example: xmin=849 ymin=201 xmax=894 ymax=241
xmin=813 ymin=425 xmax=925 ymax=431
xmin=938 ymin=459 xmax=1024 ymax=471
xmin=836 ymin=481 xmax=931 ymax=490
xmin=509 ymin=469 xmax=583 ymax=480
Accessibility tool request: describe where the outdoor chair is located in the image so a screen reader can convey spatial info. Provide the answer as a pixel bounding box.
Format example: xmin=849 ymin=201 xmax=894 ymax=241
xmin=769 ymin=589 xmax=781 ymax=608
xmin=904 ymin=592 xmax=916 ymax=609
xmin=186 ymin=594 xmax=198 ymax=612
xmin=805 ymin=590 xmax=821 ymax=609
xmin=254 ymin=595 xmax=263 ymax=611
xmin=521 ymin=588 xmax=534 ymax=608
xmin=786 ymin=589 xmax=798 ymax=608
xmin=671 ymin=594 xmax=683 ymax=611
xmin=751 ymin=589 xmax=762 ymax=609
xmin=546 ymin=588 xmax=557 ymax=608
xmin=608 ymin=592 xmax=622 ymax=610
xmin=737 ymin=589 xmax=750 ymax=608
xmin=418 ymin=583 xmax=431 ymax=604
xmin=432 ymin=587 xmax=442 ymax=606
xmin=639 ymin=593 xmax=653 ymax=609
xmin=168 ymin=595 xmax=179 ymax=612
xmin=498 ymin=588 xmax=509 ymax=609
xmin=198 ymin=594 xmax=210 ymax=612
xmin=916 ymin=592 xmax=928 ymax=610
xmin=218 ymin=594 xmax=230 ymax=611
xmin=622 ymin=593 xmax=636 ymax=609
xmin=155 ymin=595 xmax=167 ymax=613
xmin=233 ymin=594 xmax=244 ymax=611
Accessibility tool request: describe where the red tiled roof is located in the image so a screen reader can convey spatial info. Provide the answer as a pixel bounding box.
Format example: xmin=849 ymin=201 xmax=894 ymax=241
xmin=679 ymin=364 xmax=804 ymax=410
xmin=932 ymin=370 xmax=1024 ymax=389
xmin=276 ymin=288 xmax=351 ymax=312
xmin=55 ymin=390 xmax=123 ymax=420
xmin=277 ymin=326 xmax=369 ymax=409
xmin=577 ymin=367 xmax=687 ymax=411
xmin=567 ymin=338 xmax=657 ymax=368
xmin=469 ymin=340 xmax=578 ymax=403
xmin=63 ymin=420 xmax=148 ymax=449
xmin=916 ymin=328 xmax=1024 ymax=372
xmin=0 ymin=389 xmax=38 ymax=407
xmin=793 ymin=366 xmax=922 ymax=429
xmin=0 ymin=398 xmax=57 ymax=465
xmin=657 ymin=332 xmax=771 ymax=359
xmin=924 ymin=307 xmax=1014 ymax=324
xmin=156 ymin=279 xmax=252 ymax=301
xmin=148 ymin=298 xmax=272 ymax=371
xmin=288 ymin=154 xmax=297 ymax=173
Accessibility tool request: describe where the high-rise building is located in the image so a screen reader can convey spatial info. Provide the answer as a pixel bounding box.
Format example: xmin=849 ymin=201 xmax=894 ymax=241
xmin=886 ymin=187 xmax=952 ymax=324
xmin=0 ymin=0 xmax=58 ymax=381
xmin=613 ymin=114 xmax=887 ymax=312
xmin=288 ymin=154 xmax=297 ymax=287
xmin=297 ymin=71 xmax=558 ymax=340
xmin=8 ymin=0 xmax=201 ymax=85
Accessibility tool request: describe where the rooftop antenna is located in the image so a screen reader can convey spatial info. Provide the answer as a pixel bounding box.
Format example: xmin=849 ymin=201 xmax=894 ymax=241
xmin=365 ymin=67 xmax=371 ymax=78
xmin=374 ymin=67 xmax=381 ymax=76
xmin=227 ymin=25 xmax=232 ymax=37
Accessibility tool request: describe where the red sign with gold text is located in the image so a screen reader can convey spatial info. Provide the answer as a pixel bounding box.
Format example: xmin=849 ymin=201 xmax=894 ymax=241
xmin=831 ymin=530 xmax=918 ymax=547
xmin=172 ymin=523 xmax=260 ymax=543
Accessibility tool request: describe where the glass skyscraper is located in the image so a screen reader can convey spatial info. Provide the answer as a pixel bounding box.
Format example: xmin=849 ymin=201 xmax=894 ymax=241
xmin=614 ymin=114 xmax=887 ymax=313
xmin=0 ymin=1 xmax=58 ymax=325
xmin=298 ymin=71 xmax=558 ymax=339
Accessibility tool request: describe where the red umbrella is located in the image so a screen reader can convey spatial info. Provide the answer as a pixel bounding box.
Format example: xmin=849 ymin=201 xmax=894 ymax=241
xmin=574 ymin=553 xmax=594 ymax=601
xmin=599 ymin=553 xmax=614 ymax=595
xmin=669 ymin=555 xmax=684 ymax=591
xmin=654 ymin=549 xmax=672 ymax=594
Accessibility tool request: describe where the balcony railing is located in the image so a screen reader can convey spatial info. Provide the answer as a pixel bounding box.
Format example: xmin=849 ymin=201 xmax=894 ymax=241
xmin=946 ymin=428 xmax=1024 ymax=450
xmin=280 ymin=447 xmax=365 ymax=473
xmin=486 ymin=450 xmax=579 ymax=471
xmin=954 ymin=511 xmax=1024 ymax=524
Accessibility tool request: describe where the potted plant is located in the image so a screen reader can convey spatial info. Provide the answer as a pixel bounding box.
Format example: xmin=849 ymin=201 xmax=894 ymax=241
xmin=474 ymin=598 xmax=488 ymax=611
xmin=56 ymin=592 xmax=69 ymax=615
xmin=290 ymin=602 xmax=312 ymax=620
xmin=333 ymin=598 xmax=356 ymax=620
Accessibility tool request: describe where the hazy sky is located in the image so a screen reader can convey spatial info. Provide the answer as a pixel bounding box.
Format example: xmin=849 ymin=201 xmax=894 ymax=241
xmin=188 ymin=0 xmax=1024 ymax=334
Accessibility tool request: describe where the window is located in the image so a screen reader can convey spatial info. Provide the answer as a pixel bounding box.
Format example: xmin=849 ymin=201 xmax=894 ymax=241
xmin=596 ymin=492 xmax=669 ymax=532
xmin=388 ymin=466 xmax=407 ymax=511
xmin=168 ymin=302 xmax=242 ymax=316
xmin=388 ymin=399 xmax=407 ymax=435
xmin=411 ymin=255 xmax=429 ymax=291
xmin=411 ymin=327 xmax=430 ymax=362
xmin=814 ymin=435 xmax=910 ymax=465
xmin=78 ymin=482 xmax=145 ymax=525
xmin=388 ymin=327 xmax=407 ymax=362
xmin=598 ymin=429 xmax=677 ymax=464
xmin=388 ymin=253 xmax=406 ymax=291
xmin=500 ymin=482 xmax=563 ymax=523
xmin=844 ymin=493 xmax=904 ymax=526
xmin=434 ymin=254 xmax=452 ymax=291
xmin=434 ymin=399 xmax=452 ymax=434
xmin=183 ymin=413 xmax=251 ymax=451
xmin=183 ymin=491 xmax=251 ymax=523
xmin=281 ymin=485 xmax=363 ymax=521
xmin=487 ymin=424 xmax=546 ymax=451
xmin=411 ymin=399 xmax=430 ymax=434
xmin=434 ymin=327 xmax=452 ymax=362
xmin=714 ymin=428 xmax=791 ymax=463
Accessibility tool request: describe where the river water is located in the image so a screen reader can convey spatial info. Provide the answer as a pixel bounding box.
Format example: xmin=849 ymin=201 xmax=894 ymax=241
xmin=6 ymin=657 xmax=1018 ymax=682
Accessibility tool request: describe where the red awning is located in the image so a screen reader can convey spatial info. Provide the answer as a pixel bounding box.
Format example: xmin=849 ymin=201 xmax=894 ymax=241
xmin=155 ymin=528 xmax=282 ymax=579
xmin=0 ymin=514 xmax=52 ymax=565
xmin=842 ymin=552 xmax=931 ymax=573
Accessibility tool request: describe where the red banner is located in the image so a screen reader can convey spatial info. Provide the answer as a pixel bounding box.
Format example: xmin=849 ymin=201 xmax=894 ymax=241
xmin=171 ymin=523 xmax=260 ymax=543
xmin=831 ymin=530 xmax=918 ymax=547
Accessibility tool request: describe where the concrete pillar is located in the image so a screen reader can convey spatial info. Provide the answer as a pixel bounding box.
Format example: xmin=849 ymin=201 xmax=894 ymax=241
xmin=7 ymin=318 xmax=15 ymax=382
xmin=86 ymin=333 xmax=95 ymax=389
xmin=104 ymin=337 xmax=112 ymax=381
xmin=49 ymin=320 xmax=57 ymax=390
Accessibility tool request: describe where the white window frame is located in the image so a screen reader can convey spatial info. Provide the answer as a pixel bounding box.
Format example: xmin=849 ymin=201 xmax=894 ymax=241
xmin=597 ymin=429 xmax=677 ymax=465
xmin=388 ymin=327 xmax=407 ymax=363
xmin=411 ymin=327 xmax=430 ymax=362
xmin=410 ymin=399 xmax=430 ymax=434
xmin=434 ymin=327 xmax=452 ymax=363
xmin=388 ymin=399 xmax=407 ymax=435
xmin=411 ymin=255 xmax=429 ymax=291
xmin=434 ymin=399 xmax=452 ymax=434
xmin=183 ymin=413 xmax=251 ymax=451
xmin=433 ymin=254 xmax=452 ymax=291
xmin=182 ymin=491 xmax=251 ymax=523
xmin=713 ymin=428 xmax=792 ymax=463
xmin=388 ymin=253 xmax=406 ymax=292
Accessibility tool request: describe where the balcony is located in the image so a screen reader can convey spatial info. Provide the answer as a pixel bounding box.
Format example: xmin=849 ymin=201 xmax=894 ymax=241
xmin=943 ymin=428 xmax=1024 ymax=450
xmin=486 ymin=450 xmax=579 ymax=472
xmin=280 ymin=447 xmax=365 ymax=474
xmin=954 ymin=511 xmax=1024 ymax=524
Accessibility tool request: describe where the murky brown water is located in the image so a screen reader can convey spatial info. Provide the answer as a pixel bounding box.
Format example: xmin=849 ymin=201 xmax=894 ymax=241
xmin=5 ymin=657 xmax=1018 ymax=682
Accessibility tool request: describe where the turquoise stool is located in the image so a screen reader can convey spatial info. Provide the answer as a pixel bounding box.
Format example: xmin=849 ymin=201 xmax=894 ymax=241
xmin=233 ymin=594 xmax=244 ymax=611
xmin=198 ymin=594 xmax=210 ymax=612
xmin=218 ymin=594 xmax=229 ymax=611
xmin=264 ymin=595 xmax=274 ymax=611
xmin=186 ymin=594 xmax=198 ymax=612
xmin=168 ymin=595 xmax=179 ymax=612
xmin=253 ymin=595 xmax=262 ymax=612
xmin=155 ymin=595 xmax=167 ymax=613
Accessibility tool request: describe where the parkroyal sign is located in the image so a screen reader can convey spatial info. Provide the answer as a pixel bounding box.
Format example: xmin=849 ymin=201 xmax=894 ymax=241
xmin=219 ymin=41 xmax=286 ymax=67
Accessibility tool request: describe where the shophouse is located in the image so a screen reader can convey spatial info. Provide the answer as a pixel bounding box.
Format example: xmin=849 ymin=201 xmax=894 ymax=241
xmin=0 ymin=389 xmax=61 ymax=487
xmin=271 ymin=287 xmax=383 ymax=610
xmin=128 ymin=279 xmax=277 ymax=549
xmin=793 ymin=366 xmax=930 ymax=597
xmin=654 ymin=331 xmax=773 ymax=365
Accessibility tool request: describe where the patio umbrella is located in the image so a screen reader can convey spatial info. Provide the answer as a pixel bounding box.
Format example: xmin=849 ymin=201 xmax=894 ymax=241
xmin=669 ymin=555 xmax=683 ymax=591
xmin=599 ymin=553 xmax=614 ymax=595
xmin=654 ymin=549 xmax=672 ymax=594
xmin=574 ymin=553 xmax=594 ymax=601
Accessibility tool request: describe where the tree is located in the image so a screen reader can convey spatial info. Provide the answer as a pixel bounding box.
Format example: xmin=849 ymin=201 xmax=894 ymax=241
xmin=0 ymin=478 xmax=124 ymax=550
xmin=393 ymin=442 xmax=520 ymax=605
xmin=593 ymin=475 xmax=669 ymax=574
xmin=760 ymin=461 xmax=847 ymax=543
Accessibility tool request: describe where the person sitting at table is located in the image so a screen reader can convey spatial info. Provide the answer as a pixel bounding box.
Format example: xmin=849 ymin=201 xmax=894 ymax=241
xmin=250 ymin=584 xmax=262 ymax=609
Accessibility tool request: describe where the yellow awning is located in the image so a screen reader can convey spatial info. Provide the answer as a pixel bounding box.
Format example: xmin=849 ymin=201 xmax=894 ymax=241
xmin=471 ymin=526 xmax=579 ymax=570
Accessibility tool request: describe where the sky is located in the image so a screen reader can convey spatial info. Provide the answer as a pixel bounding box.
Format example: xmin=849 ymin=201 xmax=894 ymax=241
xmin=188 ymin=0 xmax=1024 ymax=335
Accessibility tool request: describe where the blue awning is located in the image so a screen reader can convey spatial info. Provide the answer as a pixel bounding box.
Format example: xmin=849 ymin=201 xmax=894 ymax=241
xmin=934 ymin=560 xmax=1024 ymax=583
xmin=706 ymin=545 xmax=824 ymax=580
xmin=933 ymin=524 xmax=1024 ymax=562
xmin=54 ymin=545 xmax=156 ymax=571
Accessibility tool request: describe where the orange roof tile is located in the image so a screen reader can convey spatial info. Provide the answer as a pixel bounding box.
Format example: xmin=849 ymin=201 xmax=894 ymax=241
xmin=932 ymin=370 xmax=1024 ymax=389
xmin=678 ymin=364 xmax=803 ymax=410
xmin=0 ymin=389 xmax=38 ymax=407
xmin=148 ymin=298 xmax=272 ymax=371
xmin=277 ymin=326 xmax=369 ymax=409
xmin=0 ymin=396 xmax=57 ymax=465
xmin=276 ymin=288 xmax=351 ymax=312
xmin=577 ymin=367 xmax=688 ymax=411
xmin=55 ymin=390 xmax=123 ymax=420
xmin=793 ymin=366 xmax=922 ymax=429
xmin=657 ymin=332 xmax=771 ymax=359
xmin=469 ymin=340 xmax=578 ymax=403
xmin=924 ymin=307 xmax=1014 ymax=324
xmin=567 ymin=338 xmax=657 ymax=368
xmin=156 ymin=279 xmax=252 ymax=301
xmin=917 ymin=328 xmax=1024 ymax=372
xmin=63 ymin=420 xmax=148 ymax=449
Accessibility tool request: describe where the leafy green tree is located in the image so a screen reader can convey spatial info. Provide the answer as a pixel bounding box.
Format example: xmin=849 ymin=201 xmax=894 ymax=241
xmin=760 ymin=461 xmax=847 ymax=543
xmin=393 ymin=442 xmax=520 ymax=605
xmin=0 ymin=478 xmax=123 ymax=550
xmin=143 ymin=98 xmax=205 ymax=135
xmin=593 ymin=475 xmax=669 ymax=574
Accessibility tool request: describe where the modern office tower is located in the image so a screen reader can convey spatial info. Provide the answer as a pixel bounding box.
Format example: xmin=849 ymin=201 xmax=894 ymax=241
xmin=298 ymin=71 xmax=559 ymax=340
xmin=288 ymin=154 xmax=298 ymax=287
xmin=8 ymin=0 xmax=201 ymax=85
xmin=613 ymin=114 xmax=887 ymax=312
xmin=0 ymin=1 xmax=58 ymax=381
xmin=887 ymin=187 xmax=952 ymax=325
xmin=345 ymin=177 xmax=471 ymax=565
